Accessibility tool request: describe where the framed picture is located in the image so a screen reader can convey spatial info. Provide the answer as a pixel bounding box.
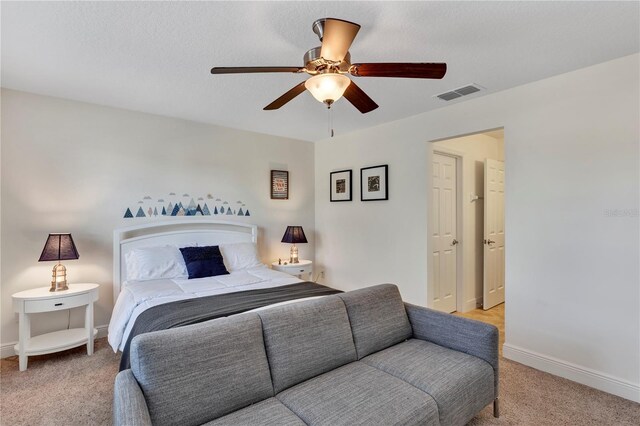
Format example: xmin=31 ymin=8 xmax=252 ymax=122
xmin=360 ymin=165 xmax=388 ymax=201
xmin=330 ymin=169 xmax=352 ymax=202
xmin=271 ymin=170 xmax=289 ymax=200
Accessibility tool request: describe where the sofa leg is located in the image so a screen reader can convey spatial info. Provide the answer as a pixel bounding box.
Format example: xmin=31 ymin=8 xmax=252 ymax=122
xmin=493 ymin=398 xmax=500 ymax=418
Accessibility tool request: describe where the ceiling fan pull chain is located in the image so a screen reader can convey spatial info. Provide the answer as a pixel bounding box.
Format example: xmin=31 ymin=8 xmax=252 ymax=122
xmin=328 ymin=105 xmax=335 ymax=138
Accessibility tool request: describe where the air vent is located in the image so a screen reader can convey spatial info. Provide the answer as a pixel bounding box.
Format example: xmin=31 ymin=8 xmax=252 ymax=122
xmin=436 ymin=84 xmax=483 ymax=101
xmin=437 ymin=91 xmax=462 ymax=101
xmin=455 ymin=85 xmax=481 ymax=96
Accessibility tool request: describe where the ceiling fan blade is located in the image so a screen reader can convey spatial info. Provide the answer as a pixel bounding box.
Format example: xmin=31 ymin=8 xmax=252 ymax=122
xmin=211 ymin=66 xmax=303 ymax=74
xmin=350 ymin=63 xmax=447 ymax=79
xmin=263 ymin=82 xmax=307 ymax=110
xmin=320 ymin=18 xmax=361 ymax=62
xmin=343 ymin=80 xmax=378 ymax=114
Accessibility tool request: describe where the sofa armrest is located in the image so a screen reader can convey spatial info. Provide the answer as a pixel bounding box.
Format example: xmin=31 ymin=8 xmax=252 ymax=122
xmin=113 ymin=369 xmax=152 ymax=426
xmin=405 ymin=303 xmax=499 ymax=392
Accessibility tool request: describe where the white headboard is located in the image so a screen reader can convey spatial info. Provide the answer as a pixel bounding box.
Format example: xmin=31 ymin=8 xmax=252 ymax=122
xmin=113 ymin=219 xmax=257 ymax=302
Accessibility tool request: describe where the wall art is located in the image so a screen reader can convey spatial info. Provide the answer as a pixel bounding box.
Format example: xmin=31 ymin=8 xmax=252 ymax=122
xmin=330 ymin=169 xmax=352 ymax=202
xmin=360 ymin=165 xmax=388 ymax=201
xmin=271 ymin=170 xmax=289 ymax=200
xmin=123 ymin=193 xmax=251 ymax=219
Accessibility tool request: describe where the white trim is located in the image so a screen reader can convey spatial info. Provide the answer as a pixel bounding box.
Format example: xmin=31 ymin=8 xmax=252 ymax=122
xmin=1 ymin=324 xmax=108 ymax=359
xmin=430 ymin=126 xmax=505 ymax=144
xmin=462 ymin=297 xmax=482 ymax=312
xmin=1 ymin=342 xmax=16 ymax=359
xmin=96 ymin=324 xmax=108 ymax=339
xmin=503 ymin=343 xmax=640 ymax=403
xmin=113 ymin=219 xmax=258 ymax=302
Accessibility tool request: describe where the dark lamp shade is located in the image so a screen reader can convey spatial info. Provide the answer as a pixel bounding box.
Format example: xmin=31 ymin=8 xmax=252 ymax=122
xmin=281 ymin=226 xmax=308 ymax=244
xmin=38 ymin=233 xmax=80 ymax=262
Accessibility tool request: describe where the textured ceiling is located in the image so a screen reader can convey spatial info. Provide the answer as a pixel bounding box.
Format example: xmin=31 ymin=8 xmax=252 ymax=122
xmin=2 ymin=1 xmax=638 ymax=142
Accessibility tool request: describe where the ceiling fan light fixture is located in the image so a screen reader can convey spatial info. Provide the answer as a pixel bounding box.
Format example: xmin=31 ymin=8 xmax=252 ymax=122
xmin=304 ymin=73 xmax=351 ymax=104
xmin=211 ymin=17 xmax=445 ymax=114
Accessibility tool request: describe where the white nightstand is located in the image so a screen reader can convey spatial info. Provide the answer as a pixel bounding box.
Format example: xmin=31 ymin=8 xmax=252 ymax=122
xmin=12 ymin=283 xmax=99 ymax=371
xmin=272 ymin=260 xmax=313 ymax=281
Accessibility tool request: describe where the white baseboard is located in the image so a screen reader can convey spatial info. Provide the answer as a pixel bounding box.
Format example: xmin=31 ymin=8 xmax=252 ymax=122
xmin=0 ymin=342 xmax=16 ymax=359
xmin=503 ymin=343 xmax=640 ymax=403
xmin=460 ymin=298 xmax=482 ymax=313
xmin=96 ymin=324 xmax=108 ymax=339
xmin=0 ymin=324 xmax=109 ymax=359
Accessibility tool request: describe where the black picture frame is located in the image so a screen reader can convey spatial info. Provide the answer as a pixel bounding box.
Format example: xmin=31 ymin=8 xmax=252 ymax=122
xmin=271 ymin=170 xmax=289 ymax=200
xmin=360 ymin=165 xmax=388 ymax=201
xmin=330 ymin=169 xmax=352 ymax=202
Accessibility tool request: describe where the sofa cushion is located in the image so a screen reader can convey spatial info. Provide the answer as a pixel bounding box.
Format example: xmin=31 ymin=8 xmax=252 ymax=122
xmin=257 ymin=296 xmax=357 ymax=394
xmin=277 ymin=361 xmax=439 ymax=426
xmin=130 ymin=313 xmax=274 ymax=426
xmin=337 ymin=284 xmax=412 ymax=358
xmin=362 ymin=339 xmax=495 ymax=426
xmin=205 ymin=398 xmax=305 ymax=426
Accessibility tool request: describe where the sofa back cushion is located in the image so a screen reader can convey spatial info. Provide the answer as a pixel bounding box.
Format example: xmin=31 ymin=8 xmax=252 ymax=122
xmin=258 ymin=296 xmax=357 ymax=394
xmin=338 ymin=284 xmax=413 ymax=359
xmin=130 ymin=313 xmax=274 ymax=426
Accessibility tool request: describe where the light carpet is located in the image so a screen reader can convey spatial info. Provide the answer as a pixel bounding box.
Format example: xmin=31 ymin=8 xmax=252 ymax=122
xmin=1 ymin=329 xmax=639 ymax=425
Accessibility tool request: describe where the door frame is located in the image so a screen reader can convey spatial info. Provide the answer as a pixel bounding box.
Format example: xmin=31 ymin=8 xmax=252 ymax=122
xmin=427 ymin=126 xmax=506 ymax=313
xmin=428 ymin=148 xmax=465 ymax=312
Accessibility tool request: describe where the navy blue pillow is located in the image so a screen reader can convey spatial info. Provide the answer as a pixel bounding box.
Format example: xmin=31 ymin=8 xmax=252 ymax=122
xmin=179 ymin=245 xmax=229 ymax=279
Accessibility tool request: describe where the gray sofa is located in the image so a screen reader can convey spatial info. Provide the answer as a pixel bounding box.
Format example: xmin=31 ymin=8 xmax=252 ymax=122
xmin=114 ymin=284 xmax=499 ymax=426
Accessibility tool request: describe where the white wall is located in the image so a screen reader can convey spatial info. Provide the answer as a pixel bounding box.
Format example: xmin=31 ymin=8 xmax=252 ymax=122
xmin=315 ymin=54 xmax=639 ymax=401
xmin=432 ymin=133 xmax=504 ymax=311
xmin=0 ymin=89 xmax=315 ymax=350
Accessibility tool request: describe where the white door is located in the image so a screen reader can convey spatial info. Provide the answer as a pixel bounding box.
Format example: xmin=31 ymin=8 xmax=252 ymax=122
xmin=431 ymin=153 xmax=458 ymax=313
xmin=483 ymin=159 xmax=505 ymax=310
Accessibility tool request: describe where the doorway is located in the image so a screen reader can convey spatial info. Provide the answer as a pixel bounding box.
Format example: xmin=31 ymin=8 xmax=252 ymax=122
xmin=428 ymin=129 xmax=505 ymax=313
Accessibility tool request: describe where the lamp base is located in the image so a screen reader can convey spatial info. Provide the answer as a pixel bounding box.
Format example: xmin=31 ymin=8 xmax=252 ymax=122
xmin=290 ymin=244 xmax=299 ymax=264
xmin=50 ymin=263 xmax=69 ymax=292
xmin=50 ymin=282 xmax=69 ymax=292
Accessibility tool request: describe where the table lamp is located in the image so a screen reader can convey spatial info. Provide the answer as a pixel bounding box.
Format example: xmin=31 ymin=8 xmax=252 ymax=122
xmin=281 ymin=226 xmax=307 ymax=264
xmin=38 ymin=233 xmax=80 ymax=292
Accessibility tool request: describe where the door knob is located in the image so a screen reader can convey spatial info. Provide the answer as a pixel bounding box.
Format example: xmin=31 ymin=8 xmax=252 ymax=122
xmin=484 ymin=239 xmax=495 ymax=245
xmin=451 ymin=239 xmax=459 ymax=246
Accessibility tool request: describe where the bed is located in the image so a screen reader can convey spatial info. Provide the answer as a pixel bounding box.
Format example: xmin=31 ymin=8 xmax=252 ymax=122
xmin=108 ymin=219 xmax=339 ymax=370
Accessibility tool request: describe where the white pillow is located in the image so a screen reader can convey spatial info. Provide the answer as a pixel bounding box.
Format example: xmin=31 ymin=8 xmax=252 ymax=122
xmin=125 ymin=245 xmax=188 ymax=281
xmin=219 ymin=242 xmax=263 ymax=272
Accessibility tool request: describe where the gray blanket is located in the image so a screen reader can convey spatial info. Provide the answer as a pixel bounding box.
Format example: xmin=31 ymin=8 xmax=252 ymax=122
xmin=119 ymin=281 xmax=341 ymax=371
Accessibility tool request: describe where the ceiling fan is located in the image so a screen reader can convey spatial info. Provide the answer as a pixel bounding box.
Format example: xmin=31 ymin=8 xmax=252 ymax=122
xmin=210 ymin=18 xmax=447 ymax=114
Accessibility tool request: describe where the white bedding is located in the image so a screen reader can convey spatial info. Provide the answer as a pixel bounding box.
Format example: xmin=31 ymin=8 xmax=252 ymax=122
xmin=108 ymin=265 xmax=302 ymax=352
